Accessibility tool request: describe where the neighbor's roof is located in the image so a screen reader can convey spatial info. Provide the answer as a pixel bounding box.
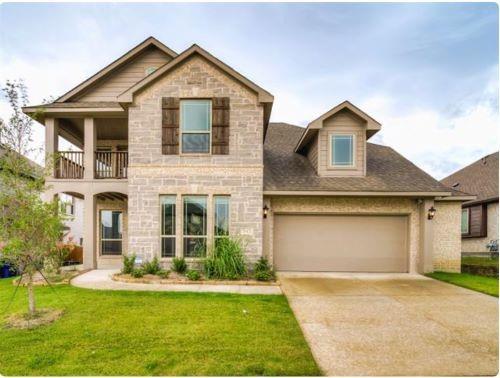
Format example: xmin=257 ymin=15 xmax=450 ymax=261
xmin=264 ymin=123 xmax=455 ymax=195
xmin=441 ymin=152 xmax=499 ymax=204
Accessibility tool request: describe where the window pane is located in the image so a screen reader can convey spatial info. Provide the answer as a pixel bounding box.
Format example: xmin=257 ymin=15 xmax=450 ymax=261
xmin=184 ymin=196 xmax=207 ymax=236
xmin=184 ymin=237 xmax=206 ymax=257
xmin=101 ymin=210 xmax=122 ymax=239
xmin=461 ymin=209 xmax=469 ymax=234
xmin=102 ymin=240 xmax=122 ymax=255
xmin=182 ymin=134 xmax=210 ymax=153
xmin=331 ymin=135 xmax=353 ymax=166
xmin=214 ymin=196 xmax=230 ymax=236
xmin=161 ymin=237 xmax=175 ymax=258
xmin=181 ymin=100 xmax=211 ymax=132
xmin=160 ymin=195 xmax=176 ymax=236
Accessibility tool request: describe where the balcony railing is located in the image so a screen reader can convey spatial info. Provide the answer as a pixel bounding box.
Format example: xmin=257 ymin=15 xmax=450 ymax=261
xmin=95 ymin=151 xmax=128 ymax=179
xmin=55 ymin=151 xmax=84 ymax=179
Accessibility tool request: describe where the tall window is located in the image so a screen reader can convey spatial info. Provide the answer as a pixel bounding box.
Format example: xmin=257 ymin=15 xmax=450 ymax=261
xmin=183 ymin=196 xmax=207 ymax=257
xmin=330 ymin=134 xmax=354 ymax=167
xmin=101 ymin=210 xmax=123 ymax=255
xmin=461 ymin=208 xmax=470 ymax=235
xmin=214 ymin=196 xmax=230 ymax=241
xmin=160 ymin=196 xmax=176 ymax=257
xmin=181 ymin=100 xmax=211 ymax=154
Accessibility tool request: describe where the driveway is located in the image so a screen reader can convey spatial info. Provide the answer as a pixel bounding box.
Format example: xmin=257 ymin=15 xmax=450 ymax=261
xmin=280 ymin=273 xmax=498 ymax=376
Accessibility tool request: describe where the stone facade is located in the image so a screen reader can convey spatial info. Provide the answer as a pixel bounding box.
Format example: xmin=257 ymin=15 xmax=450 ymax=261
xmin=127 ymin=55 xmax=264 ymax=264
xmin=462 ymin=202 xmax=499 ymax=253
xmin=433 ymin=201 xmax=462 ymax=272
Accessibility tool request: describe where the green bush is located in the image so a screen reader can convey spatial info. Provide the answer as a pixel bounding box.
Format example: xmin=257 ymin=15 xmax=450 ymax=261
xmin=157 ymin=270 xmax=170 ymax=279
xmin=204 ymin=237 xmax=247 ymax=280
xmin=253 ymin=257 xmax=275 ymax=281
xmin=131 ymin=268 xmax=144 ymax=278
xmin=143 ymin=256 xmax=162 ymax=275
xmin=171 ymin=257 xmax=187 ymax=274
xmin=122 ymin=254 xmax=136 ymax=274
xmin=186 ymin=270 xmax=201 ymax=281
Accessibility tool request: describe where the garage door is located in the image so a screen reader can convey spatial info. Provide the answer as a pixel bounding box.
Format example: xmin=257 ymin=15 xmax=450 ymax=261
xmin=273 ymin=214 xmax=408 ymax=272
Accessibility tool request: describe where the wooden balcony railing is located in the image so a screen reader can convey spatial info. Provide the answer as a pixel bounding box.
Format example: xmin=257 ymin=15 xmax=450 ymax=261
xmin=95 ymin=151 xmax=128 ymax=179
xmin=55 ymin=151 xmax=84 ymax=179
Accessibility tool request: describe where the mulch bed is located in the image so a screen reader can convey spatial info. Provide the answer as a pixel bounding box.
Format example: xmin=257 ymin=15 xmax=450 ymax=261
xmin=12 ymin=270 xmax=81 ymax=287
xmin=5 ymin=308 xmax=64 ymax=329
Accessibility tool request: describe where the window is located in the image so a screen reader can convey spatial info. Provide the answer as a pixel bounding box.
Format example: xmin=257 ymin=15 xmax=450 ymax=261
xmin=181 ymin=100 xmax=211 ymax=154
xmin=101 ymin=210 xmax=123 ymax=255
xmin=214 ymin=196 xmax=230 ymax=240
xmin=330 ymin=134 xmax=355 ymax=167
xmin=160 ymin=196 xmax=176 ymax=257
xmin=183 ymin=196 xmax=207 ymax=257
xmin=461 ymin=208 xmax=470 ymax=235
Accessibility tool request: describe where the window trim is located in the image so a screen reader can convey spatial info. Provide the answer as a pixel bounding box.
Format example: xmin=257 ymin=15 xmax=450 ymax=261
xmin=179 ymin=99 xmax=212 ymax=155
xmin=214 ymin=195 xmax=230 ymax=242
xmin=160 ymin=195 xmax=176 ymax=258
xmin=100 ymin=209 xmax=123 ymax=256
xmin=461 ymin=207 xmax=470 ymax=235
xmin=328 ymin=132 xmax=356 ymax=169
xmin=182 ymin=195 xmax=208 ymax=258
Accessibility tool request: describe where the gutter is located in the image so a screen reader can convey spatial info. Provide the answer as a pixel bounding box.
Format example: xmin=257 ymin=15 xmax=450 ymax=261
xmin=263 ymin=190 xmax=453 ymax=197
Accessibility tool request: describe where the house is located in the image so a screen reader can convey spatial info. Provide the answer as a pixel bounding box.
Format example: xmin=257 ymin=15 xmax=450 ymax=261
xmin=441 ymin=152 xmax=499 ymax=255
xmin=22 ymin=36 xmax=472 ymax=273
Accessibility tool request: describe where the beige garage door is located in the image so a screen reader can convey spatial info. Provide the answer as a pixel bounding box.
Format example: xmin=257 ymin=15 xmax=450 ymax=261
xmin=273 ymin=214 xmax=408 ymax=272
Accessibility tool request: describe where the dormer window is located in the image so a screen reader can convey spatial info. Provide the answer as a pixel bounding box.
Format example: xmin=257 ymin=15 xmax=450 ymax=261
xmin=329 ymin=133 xmax=355 ymax=168
xmin=180 ymin=100 xmax=212 ymax=154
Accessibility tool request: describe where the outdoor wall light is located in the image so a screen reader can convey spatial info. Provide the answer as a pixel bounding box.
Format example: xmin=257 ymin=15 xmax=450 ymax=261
xmin=427 ymin=206 xmax=436 ymax=220
xmin=263 ymin=205 xmax=269 ymax=219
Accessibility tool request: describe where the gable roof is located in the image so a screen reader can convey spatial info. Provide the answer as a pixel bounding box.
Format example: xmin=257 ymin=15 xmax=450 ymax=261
xmin=265 ymin=123 xmax=455 ymax=195
xmin=295 ymin=100 xmax=382 ymax=153
xmin=55 ymin=37 xmax=178 ymax=103
xmin=441 ymin=152 xmax=499 ymax=204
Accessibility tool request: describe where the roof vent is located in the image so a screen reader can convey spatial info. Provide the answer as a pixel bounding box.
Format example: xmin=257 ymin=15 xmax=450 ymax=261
xmin=452 ymin=182 xmax=460 ymax=188
xmin=482 ymin=157 xmax=487 ymax=164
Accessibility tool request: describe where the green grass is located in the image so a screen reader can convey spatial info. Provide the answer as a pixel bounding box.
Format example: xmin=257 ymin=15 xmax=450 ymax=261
xmin=462 ymin=256 xmax=499 ymax=268
xmin=427 ymin=272 xmax=499 ymax=297
xmin=0 ymin=278 xmax=319 ymax=376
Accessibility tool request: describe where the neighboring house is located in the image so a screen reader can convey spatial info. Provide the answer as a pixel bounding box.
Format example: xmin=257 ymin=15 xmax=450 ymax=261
xmin=22 ymin=36 xmax=472 ymax=273
xmin=441 ymin=152 xmax=499 ymax=254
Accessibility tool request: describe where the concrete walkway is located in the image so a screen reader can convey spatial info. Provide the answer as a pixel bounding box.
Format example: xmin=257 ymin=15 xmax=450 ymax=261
xmin=71 ymin=269 xmax=282 ymax=295
xmin=280 ymin=272 xmax=499 ymax=376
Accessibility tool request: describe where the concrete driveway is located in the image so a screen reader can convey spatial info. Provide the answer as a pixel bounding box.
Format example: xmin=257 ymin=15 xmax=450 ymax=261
xmin=280 ymin=273 xmax=498 ymax=376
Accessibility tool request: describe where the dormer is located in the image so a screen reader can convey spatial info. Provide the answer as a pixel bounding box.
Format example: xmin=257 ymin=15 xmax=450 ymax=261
xmin=295 ymin=101 xmax=381 ymax=177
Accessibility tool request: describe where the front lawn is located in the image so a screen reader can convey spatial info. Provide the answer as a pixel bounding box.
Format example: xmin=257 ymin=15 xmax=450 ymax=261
xmin=0 ymin=278 xmax=319 ymax=376
xmin=427 ymin=272 xmax=499 ymax=297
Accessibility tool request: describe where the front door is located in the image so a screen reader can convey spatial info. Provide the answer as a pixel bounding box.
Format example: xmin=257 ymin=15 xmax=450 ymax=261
xmin=100 ymin=210 xmax=123 ymax=256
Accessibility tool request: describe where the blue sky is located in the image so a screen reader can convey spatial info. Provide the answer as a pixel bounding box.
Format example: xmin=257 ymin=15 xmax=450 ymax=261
xmin=0 ymin=2 xmax=498 ymax=178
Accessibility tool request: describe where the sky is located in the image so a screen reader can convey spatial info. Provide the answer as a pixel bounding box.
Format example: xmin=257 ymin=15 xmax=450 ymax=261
xmin=0 ymin=2 xmax=498 ymax=179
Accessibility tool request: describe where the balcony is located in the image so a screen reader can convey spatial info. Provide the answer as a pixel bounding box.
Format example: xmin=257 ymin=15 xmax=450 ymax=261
xmin=55 ymin=151 xmax=128 ymax=179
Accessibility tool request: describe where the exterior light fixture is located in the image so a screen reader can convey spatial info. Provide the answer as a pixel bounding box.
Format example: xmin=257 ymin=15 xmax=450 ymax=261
xmin=263 ymin=205 xmax=269 ymax=219
xmin=427 ymin=206 xmax=436 ymax=220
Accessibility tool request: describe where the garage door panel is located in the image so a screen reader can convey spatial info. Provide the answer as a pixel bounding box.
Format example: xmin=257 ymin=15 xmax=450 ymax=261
xmin=274 ymin=214 xmax=408 ymax=272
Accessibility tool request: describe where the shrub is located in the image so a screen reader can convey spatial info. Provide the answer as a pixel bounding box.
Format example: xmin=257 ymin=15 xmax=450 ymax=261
xmin=157 ymin=270 xmax=170 ymax=279
xmin=172 ymin=257 xmax=187 ymax=274
xmin=131 ymin=268 xmax=144 ymax=278
xmin=186 ymin=270 xmax=201 ymax=281
xmin=253 ymin=257 xmax=275 ymax=282
xmin=143 ymin=256 xmax=162 ymax=275
xmin=204 ymin=237 xmax=247 ymax=280
xmin=122 ymin=254 xmax=136 ymax=274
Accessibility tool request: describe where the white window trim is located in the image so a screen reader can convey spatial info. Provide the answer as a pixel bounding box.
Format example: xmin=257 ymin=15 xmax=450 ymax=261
xmin=160 ymin=195 xmax=176 ymax=259
xmin=100 ymin=209 xmax=123 ymax=256
xmin=179 ymin=99 xmax=212 ymax=156
xmin=328 ymin=132 xmax=356 ymax=169
xmin=461 ymin=208 xmax=470 ymax=235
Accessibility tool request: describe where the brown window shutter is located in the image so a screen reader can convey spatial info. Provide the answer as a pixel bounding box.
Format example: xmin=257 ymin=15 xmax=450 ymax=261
xmin=162 ymin=97 xmax=179 ymax=155
xmin=212 ymin=97 xmax=230 ymax=155
xmin=468 ymin=204 xmax=487 ymax=238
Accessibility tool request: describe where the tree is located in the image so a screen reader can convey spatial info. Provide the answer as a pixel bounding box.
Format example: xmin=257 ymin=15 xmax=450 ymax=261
xmin=0 ymin=80 xmax=65 ymax=317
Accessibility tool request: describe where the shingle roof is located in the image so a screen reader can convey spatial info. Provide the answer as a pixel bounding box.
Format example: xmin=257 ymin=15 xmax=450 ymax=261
xmin=25 ymin=101 xmax=122 ymax=109
xmin=264 ymin=123 xmax=453 ymax=194
xmin=441 ymin=152 xmax=499 ymax=204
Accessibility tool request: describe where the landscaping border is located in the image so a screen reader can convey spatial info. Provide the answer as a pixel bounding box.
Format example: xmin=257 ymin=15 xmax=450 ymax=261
xmin=112 ymin=273 xmax=280 ymax=286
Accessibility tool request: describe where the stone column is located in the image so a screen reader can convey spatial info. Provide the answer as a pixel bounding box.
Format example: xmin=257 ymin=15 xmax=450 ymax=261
xmin=84 ymin=117 xmax=96 ymax=180
xmin=418 ymin=198 xmax=435 ymax=273
xmin=45 ymin=117 xmax=59 ymax=178
xmin=83 ymin=193 xmax=97 ymax=269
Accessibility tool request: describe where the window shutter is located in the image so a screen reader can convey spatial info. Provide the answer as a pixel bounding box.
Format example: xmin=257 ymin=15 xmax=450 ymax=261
xmin=212 ymin=97 xmax=230 ymax=155
xmin=162 ymin=97 xmax=179 ymax=155
xmin=468 ymin=204 xmax=487 ymax=238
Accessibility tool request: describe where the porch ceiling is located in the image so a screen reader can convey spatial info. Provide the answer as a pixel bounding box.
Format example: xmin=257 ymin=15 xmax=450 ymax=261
xmin=60 ymin=118 xmax=128 ymax=147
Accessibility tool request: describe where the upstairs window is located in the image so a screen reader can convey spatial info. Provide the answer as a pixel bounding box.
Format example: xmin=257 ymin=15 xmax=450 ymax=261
xmin=330 ymin=134 xmax=355 ymax=167
xmin=181 ymin=100 xmax=211 ymax=154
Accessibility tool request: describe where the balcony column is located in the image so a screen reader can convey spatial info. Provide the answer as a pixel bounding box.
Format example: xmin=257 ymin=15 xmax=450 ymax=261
xmin=82 ymin=193 xmax=97 ymax=269
xmin=45 ymin=117 xmax=59 ymax=178
xmin=84 ymin=117 xmax=96 ymax=180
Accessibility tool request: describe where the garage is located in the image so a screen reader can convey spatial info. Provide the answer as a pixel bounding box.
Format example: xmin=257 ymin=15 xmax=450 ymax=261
xmin=273 ymin=214 xmax=408 ymax=272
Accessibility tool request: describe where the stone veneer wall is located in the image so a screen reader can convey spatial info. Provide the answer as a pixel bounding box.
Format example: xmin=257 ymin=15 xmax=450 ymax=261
xmin=127 ymin=55 xmax=264 ymax=263
xmin=433 ymin=201 xmax=461 ymax=272
xmin=462 ymin=202 xmax=499 ymax=253
xmin=264 ymin=196 xmax=422 ymax=273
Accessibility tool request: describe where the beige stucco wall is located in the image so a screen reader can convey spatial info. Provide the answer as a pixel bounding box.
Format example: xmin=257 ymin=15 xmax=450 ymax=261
xmin=127 ymin=55 xmax=264 ymax=263
xmin=264 ymin=196 xmax=422 ymax=273
xmin=432 ymin=201 xmax=462 ymax=272
xmin=462 ymin=202 xmax=499 ymax=253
